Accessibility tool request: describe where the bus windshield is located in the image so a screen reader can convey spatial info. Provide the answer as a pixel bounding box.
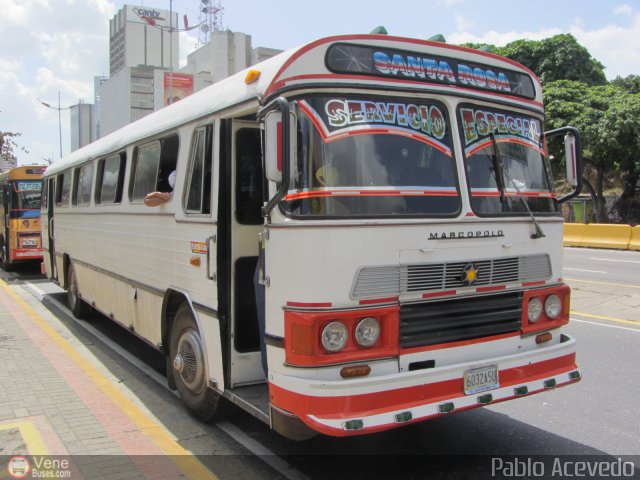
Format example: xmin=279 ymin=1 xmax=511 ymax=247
xmin=12 ymin=180 xmax=42 ymax=211
xmin=459 ymin=104 xmax=558 ymax=216
xmin=283 ymin=95 xmax=460 ymax=218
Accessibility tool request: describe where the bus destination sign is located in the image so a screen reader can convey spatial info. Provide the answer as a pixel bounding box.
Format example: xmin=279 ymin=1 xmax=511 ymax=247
xmin=326 ymin=43 xmax=536 ymax=100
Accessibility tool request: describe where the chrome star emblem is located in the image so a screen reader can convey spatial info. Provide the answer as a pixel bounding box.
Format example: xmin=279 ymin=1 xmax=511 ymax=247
xmin=461 ymin=263 xmax=480 ymax=286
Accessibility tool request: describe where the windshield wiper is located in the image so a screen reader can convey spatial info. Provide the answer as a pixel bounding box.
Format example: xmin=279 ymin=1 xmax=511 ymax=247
xmin=508 ymin=177 xmax=546 ymax=239
xmin=488 ymin=132 xmax=545 ymax=239
xmin=488 ymin=133 xmax=506 ymax=204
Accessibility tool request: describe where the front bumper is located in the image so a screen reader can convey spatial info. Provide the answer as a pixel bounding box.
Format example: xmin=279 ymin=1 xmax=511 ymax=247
xmin=270 ymin=333 xmax=580 ymax=436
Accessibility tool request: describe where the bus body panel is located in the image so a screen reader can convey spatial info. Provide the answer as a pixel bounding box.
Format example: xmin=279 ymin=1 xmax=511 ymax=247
xmin=40 ymin=34 xmax=580 ymax=438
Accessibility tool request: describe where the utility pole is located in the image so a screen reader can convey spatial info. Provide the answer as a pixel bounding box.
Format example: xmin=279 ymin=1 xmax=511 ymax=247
xmin=37 ymin=92 xmax=71 ymax=158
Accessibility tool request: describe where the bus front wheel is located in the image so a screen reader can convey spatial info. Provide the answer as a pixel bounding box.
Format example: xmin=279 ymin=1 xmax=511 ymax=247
xmin=67 ymin=263 xmax=90 ymax=318
xmin=0 ymin=241 xmax=11 ymax=271
xmin=169 ymin=303 xmax=231 ymax=421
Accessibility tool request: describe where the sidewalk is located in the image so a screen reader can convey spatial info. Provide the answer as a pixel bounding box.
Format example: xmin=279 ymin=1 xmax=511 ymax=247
xmin=0 ymin=278 xmax=217 ymax=480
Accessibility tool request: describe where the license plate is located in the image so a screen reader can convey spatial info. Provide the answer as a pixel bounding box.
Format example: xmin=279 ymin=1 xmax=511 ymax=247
xmin=22 ymin=239 xmax=38 ymax=247
xmin=464 ymin=364 xmax=499 ymax=395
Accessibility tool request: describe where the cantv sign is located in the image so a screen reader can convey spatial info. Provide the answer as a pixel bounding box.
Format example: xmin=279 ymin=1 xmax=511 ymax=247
xmin=129 ymin=5 xmax=170 ymax=27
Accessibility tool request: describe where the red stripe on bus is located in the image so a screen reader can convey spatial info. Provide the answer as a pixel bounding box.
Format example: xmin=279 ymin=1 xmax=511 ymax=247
xmin=476 ymin=285 xmax=507 ymax=293
xmin=270 ymin=353 xmax=577 ymax=419
xmin=286 ymin=301 xmax=333 ymax=308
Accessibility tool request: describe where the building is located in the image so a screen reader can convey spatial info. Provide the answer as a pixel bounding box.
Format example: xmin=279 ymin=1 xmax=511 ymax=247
xmin=109 ymin=5 xmax=179 ymax=76
xmin=96 ymin=4 xmax=281 ymax=138
xmin=180 ymin=31 xmax=282 ymax=89
xmin=93 ymin=76 xmax=108 ymax=140
xmin=70 ymin=103 xmax=94 ymax=152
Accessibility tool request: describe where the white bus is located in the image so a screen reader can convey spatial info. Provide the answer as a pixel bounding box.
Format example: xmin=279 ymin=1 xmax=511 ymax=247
xmin=42 ymin=34 xmax=582 ymax=440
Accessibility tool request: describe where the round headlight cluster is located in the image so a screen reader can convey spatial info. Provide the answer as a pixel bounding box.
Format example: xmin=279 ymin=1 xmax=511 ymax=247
xmin=321 ymin=322 xmax=348 ymax=352
xmin=355 ymin=317 xmax=381 ymax=347
xmin=320 ymin=317 xmax=381 ymax=353
xmin=528 ymin=294 xmax=563 ymax=324
xmin=544 ymin=294 xmax=562 ymax=319
xmin=527 ymin=297 xmax=543 ymax=323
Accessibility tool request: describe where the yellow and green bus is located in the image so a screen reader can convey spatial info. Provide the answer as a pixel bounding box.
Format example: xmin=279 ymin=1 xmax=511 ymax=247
xmin=0 ymin=166 xmax=46 ymax=269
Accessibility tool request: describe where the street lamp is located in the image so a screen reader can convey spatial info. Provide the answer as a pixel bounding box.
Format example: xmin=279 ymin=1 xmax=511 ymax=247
xmin=37 ymin=91 xmax=71 ymax=158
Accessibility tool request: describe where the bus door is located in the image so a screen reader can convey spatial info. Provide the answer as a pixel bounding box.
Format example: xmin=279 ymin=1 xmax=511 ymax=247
xmin=44 ymin=177 xmax=57 ymax=281
xmin=229 ymin=120 xmax=264 ymax=386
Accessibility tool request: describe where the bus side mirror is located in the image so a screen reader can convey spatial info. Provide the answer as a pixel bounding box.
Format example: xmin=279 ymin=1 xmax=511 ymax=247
xmin=564 ymin=134 xmax=578 ymax=187
xmin=2 ymin=184 xmax=11 ymax=204
xmin=264 ymin=110 xmax=296 ymax=183
xmin=544 ymin=126 xmax=583 ymax=203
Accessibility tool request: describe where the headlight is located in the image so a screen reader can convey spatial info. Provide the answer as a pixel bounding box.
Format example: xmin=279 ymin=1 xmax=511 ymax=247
xmin=528 ymin=297 xmax=543 ymax=323
xmin=354 ymin=317 xmax=380 ymax=347
xmin=545 ymin=294 xmax=562 ymax=319
xmin=321 ymin=321 xmax=348 ymax=352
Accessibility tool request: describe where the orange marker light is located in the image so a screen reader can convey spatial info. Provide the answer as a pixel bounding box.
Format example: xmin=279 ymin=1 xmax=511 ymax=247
xmin=340 ymin=365 xmax=371 ymax=378
xmin=535 ymin=332 xmax=552 ymax=344
xmin=244 ymin=69 xmax=261 ymax=84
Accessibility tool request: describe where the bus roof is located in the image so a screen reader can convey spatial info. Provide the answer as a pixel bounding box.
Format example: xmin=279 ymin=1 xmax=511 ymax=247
xmin=0 ymin=166 xmax=46 ymax=182
xmin=45 ymin=34 xmax=542 ymax=177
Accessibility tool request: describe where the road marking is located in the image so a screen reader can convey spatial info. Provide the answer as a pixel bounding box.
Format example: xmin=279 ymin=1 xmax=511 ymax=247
xmin=217 ymin=421 xmax=311 ymax=480
xmin=563 ymin=268 xmax=606 ymax=274
xmin=0 ymin=279 xmax=218 ymax=480
xmin=571 ymin=310 xmax=640 ymax=327
xmin=0 ymin=421 xmax=49 ymax=455
xmin=588 ymin=257 xmax=640 ymax=264
xmin=564 ymin=278 xmax=640 ymax=289
xmin=572 ymin=318 xmax=640 ymax=333
xmin=24 ymin=280 xmax=309 ymax=480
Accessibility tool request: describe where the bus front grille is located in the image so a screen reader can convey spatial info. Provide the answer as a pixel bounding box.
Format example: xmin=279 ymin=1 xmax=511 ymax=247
xmin=351 ymin=254 xmax=550 ymax=299
xmin=399 ymin=292 xmax=523 ymax=348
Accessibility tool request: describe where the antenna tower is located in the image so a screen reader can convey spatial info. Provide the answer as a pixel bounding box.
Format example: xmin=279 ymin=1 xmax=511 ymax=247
xmin=197 ymin=0 xmax=224 ymax=47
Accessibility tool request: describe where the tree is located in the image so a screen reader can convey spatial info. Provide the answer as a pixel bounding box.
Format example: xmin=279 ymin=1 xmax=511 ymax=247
xmin=544 ymin=81 xmax=640 ymax=223
xmin=0 ymin=131 xmax=27 ymax=171
xmin=495 ymin=34 xmax=607 ymax=86
xmin=611 ymin=74 xmax=640 ymax=94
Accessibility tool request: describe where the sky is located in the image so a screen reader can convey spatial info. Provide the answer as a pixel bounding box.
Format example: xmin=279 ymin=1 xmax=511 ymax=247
xmin=1 ymin=0 xmax=640 ymax=165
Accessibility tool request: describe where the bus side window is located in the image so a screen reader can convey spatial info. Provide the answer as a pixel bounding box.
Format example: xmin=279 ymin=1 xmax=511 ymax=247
xmin=97 ymin=153 xmax=126 ymax=204
xmin=73 ymin=163 xmax=94 ymax=206
xmin=42 ymin=181 xmax=48 ymax=210
xmin=157 ymin=134 xmax=179 ymax=193
xmin=131 ymin=134 xmax=179 ymax=201
xmin=56 ymin=172 xmax=72 ymax=207
xmin=185 ymin=125 xmax=212 ymax=214
xmin=235 ymin=128 xmax=262 ymax=225
xmin=131 ymin=140 xmax=162 ymax=201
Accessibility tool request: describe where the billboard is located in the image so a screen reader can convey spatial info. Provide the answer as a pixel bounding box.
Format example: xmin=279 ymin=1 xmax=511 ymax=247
xmin=164 ymin=72 xmax=194 ymax=106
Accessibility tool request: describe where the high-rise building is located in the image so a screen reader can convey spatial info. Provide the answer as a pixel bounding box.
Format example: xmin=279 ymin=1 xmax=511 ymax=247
xmin=180 ymin=31 xmax=282 ymax=89
xmin=99 ymin=5 xmax=183 ymax=137
xmin=109 ymin=5 xmax=179 ymax=76
xmin=70 ymin=103 xmax=95 ymax=152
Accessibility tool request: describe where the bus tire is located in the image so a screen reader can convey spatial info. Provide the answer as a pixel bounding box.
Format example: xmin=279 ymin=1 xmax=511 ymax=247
xmin=169 ymin=303 xmax=232 ymax=422
xmin=0 ymin=241 xmax=12 ymax=271
xmin=67 ymin=263 xmax=90 ymax=319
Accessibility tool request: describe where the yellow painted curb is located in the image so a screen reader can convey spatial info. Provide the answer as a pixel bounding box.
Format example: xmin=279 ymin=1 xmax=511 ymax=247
xmin=0 ymin=279 xmax=218 ymax=480
xmin=0 ymin=421 xmax=49 ymax=455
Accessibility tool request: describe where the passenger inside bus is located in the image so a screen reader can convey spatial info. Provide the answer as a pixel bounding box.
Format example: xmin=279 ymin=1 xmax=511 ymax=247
xmin=143 ymin=169 xmax=176 ymax=207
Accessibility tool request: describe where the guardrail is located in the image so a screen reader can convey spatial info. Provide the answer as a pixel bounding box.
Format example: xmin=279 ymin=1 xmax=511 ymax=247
xmin=564 ymin=223 xmax=640 ymax=250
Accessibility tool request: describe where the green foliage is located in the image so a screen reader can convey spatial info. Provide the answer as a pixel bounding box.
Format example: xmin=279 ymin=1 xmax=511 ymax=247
xmin=611 ymin=75 xmax=640 ymax=94
xmin=495 ymin=34 xmax=606 ymax=86
xmin=543 ymin=80 xmax=640 ymax=222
